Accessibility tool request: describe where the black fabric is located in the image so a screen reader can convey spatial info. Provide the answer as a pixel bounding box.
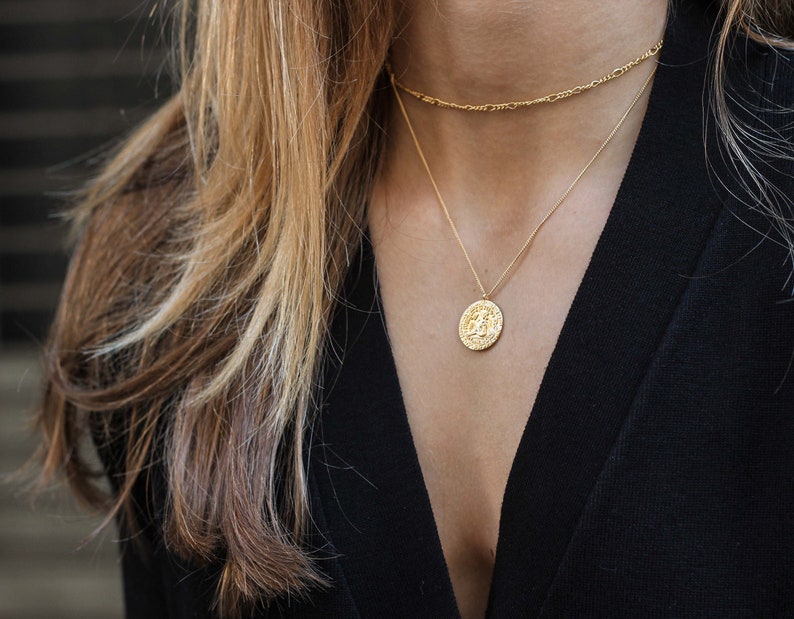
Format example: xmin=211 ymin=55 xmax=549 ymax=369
xmin=112 ymin=2 xmax=794 ymax=617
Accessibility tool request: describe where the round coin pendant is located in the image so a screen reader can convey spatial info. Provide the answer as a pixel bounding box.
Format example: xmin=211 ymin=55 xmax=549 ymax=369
xmin=458 ymin=299 xmax=503 ymax=351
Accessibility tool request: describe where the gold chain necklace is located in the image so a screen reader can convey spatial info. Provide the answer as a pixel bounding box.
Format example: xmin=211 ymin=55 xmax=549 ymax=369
xmin=389 ymin=62 xmax=659 ymax=351
xmin=388 ymin=40 xmax=662 ymax=112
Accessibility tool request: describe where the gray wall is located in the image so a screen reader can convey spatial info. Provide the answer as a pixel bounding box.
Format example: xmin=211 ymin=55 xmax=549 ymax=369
xmin=1 ymin=1 xmax=169 ymax=616
xmin=1 ymin=0 xmax=169 ymax=346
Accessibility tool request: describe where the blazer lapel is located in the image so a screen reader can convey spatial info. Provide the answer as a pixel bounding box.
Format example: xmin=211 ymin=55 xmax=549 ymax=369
xmin=487 ymin=3 xmax=724 ymax=616
xmin=312 ymin=244 xmax=461 ymax=619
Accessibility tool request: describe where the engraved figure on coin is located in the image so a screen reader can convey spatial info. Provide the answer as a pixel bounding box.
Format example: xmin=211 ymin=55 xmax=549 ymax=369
xmin=465 ymin=307 xmax=493 ymax=340
xmin=459 ymin=300 xmax=503 ymax=350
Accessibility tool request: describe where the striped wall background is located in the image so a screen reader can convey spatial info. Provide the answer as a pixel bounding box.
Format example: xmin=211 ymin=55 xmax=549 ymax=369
xmin=1 ymin=2 xmax=168 ymax=616
xmin=0 ymin=0 xmax=169 ymax=346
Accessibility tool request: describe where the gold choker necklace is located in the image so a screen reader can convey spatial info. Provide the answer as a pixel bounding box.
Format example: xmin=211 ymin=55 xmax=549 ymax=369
xmin=387 ymin=39 xmax=663 ymax=113
xmin=389 ymin=61 xmax=659 ymax=351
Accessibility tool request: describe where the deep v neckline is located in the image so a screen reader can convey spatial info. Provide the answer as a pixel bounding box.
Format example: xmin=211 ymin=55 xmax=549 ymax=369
xmin=311 ymin=5 xmax=722 ymax=617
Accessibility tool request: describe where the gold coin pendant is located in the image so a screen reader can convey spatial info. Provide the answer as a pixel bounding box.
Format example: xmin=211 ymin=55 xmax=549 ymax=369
xmin=458 ymin=299 xmax=503 ymax=351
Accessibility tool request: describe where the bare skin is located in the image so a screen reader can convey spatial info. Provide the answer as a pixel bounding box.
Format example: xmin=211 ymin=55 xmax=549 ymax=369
xmin=368 ymin=2 xmax=668 ymax=618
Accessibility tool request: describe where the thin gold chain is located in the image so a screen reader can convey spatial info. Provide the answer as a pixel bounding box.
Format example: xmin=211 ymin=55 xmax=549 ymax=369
xmin=388 ymin=39 xmax=663 ymax=112
xmin=390 ymin=65 xmax=658 ymax=301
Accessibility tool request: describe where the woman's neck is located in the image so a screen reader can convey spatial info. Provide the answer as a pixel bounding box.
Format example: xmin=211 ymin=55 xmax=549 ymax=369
xmin=390 ymin=0 xmax=668 ymax=107
xmin=381 ymin=0 xmax=669 ymax=221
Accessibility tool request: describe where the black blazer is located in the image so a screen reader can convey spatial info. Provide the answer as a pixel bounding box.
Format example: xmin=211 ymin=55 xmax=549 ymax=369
xmin=118 ymin=2 xmax=794 ymax=617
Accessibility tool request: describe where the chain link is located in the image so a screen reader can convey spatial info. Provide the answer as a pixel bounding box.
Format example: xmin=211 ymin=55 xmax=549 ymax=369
xmin=388 ymin=40 xmax=663 ymax=113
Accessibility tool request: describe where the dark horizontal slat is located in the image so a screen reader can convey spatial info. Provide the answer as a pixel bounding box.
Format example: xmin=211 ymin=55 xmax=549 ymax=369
xmin=0 ymin=166 xmax=92 ymax=197
xmin=0 ymin=253 xmax=68 ymax=284
xmin=1 ymin=309 xmax=55 ymax=344
xmin=0 ymin=225 xmax=66 ymax=253
xmin=0 ymin=76 xmax=171 ymax=111
xmin=0 ymin=195 xmax=67 ymax=226
xmin=1 ymin=0 xmax=152 ymax=25
xmin=0 ymin=21 xmax=164 ymax=54
xmin=0 ymin=135 xmax=127 ymax=168
xmin=1 ymin=283 xmax=63 ymax=311
xmin=0 ymin=49 xmax=164 ymax=81
xmin=0 ymin=106 xmax=156 ymax=139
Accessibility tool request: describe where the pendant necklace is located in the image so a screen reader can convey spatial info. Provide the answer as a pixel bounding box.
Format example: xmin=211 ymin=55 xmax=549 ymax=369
xmin=388 ymin=44 xmax=661 ymax=351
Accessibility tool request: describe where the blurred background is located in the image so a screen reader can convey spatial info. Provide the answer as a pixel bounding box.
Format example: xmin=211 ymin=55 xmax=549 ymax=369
xmin=1 ymin=1 xmax=169 ymax=616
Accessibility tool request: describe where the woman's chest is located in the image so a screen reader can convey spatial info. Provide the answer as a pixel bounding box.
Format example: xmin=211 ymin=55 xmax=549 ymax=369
xmin=369 ymin=198 xmax=613 ymax=616
xmin=308 ymin=187 xmax=794 ymax=618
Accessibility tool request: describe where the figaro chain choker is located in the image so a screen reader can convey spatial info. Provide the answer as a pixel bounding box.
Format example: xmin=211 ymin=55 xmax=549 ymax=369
xmin=387 ymin=39 xmax=663 ymax=112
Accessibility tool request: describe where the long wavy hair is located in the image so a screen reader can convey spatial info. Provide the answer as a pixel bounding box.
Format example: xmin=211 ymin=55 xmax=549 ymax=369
xmin=36 ymin=0 xmax=793 ymax=616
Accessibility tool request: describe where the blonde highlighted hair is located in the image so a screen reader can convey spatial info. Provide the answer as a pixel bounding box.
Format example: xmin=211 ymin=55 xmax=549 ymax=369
xmin=36 ymin=1 xmax=793 ymax=616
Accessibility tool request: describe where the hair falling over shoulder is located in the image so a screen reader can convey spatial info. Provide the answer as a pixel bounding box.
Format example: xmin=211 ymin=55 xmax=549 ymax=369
xmin=38 ymin=1 xmax=395 ymax=614
xmin=35 ymin=0 xmax=792 ymax=616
